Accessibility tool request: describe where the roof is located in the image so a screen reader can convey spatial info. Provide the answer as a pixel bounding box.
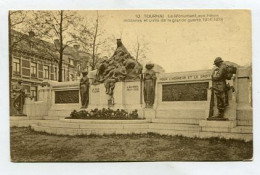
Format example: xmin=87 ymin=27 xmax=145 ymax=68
xmin=10 ymin=29 xmax=90 ymax=62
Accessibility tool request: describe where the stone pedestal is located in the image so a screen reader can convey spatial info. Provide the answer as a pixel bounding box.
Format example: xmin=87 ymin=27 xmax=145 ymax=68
xmin=112 ymin=82 xmax=124 ymax=109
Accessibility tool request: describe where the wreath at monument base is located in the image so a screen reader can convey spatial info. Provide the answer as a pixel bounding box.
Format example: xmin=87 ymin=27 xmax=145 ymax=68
xmin=65 ymin=108 xmax=142 ymax=120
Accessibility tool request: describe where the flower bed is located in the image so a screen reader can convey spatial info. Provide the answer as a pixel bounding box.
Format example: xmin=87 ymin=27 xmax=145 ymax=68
xmin=65 ymin=108 xmax=142 ymax=120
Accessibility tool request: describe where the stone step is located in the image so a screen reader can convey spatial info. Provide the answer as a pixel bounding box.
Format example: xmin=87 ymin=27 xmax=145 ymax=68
xmin=37 ymin=120 xmax=150 ymax=130
xmin=152 ymin=118 xmax=201 ymax=125
xmin=31 ymin=124 xmax=148 ymax=135
xmin=151 ymin=129 xmax=252 ymax=142
xmin=10 ymin=120 xmax=39 ymax=127
xmin=237 ymin=114 xmax=252 ymax=121
xmin=237 ymin=120 xmax=253 ymax=126
xmin=201 ymin=127 xmax=231 ymax=133
xmin=199 ymin=120 xmax=236 ymax=128
xmin=61 ymin=118 xmax=150 ymax=124
xmin=231 ymin=126 xmax=253 ymax=134
xmin=149 ymin=123 xmax=201 ymax=131
xmin=29 ymin=124 xmax=253 ymax=141
xmin=10 ymin=116 xmax=29 ymax=121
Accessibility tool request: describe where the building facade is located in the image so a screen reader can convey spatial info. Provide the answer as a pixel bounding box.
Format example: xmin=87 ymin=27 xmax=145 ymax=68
xmin=10 ymin=30 xmax=90 ymax=100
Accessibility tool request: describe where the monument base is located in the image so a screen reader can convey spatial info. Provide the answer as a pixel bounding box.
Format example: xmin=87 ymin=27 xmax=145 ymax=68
xmin=12 ymin=114 xmax=27 ymax=117
xmin=143 ymin=108 xmax=156 ymax=120
xmin=207 ymin=117 xmax=228 ymax=121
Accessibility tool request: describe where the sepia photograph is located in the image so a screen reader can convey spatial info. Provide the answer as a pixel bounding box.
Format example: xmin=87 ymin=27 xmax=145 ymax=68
xmin=9 ymin=9 xmax=253 ymax=162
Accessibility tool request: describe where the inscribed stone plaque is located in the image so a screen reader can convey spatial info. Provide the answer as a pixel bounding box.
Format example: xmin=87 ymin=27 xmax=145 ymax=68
xmin=55 ymin=90 xmax=79 ymax=104
xmin=162 ymin=82 xmax=209 ymax=101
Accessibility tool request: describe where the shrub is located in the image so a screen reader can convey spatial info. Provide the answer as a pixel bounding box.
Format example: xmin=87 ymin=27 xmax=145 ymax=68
xmin=65 ymin=108 xmax=141 ymax=120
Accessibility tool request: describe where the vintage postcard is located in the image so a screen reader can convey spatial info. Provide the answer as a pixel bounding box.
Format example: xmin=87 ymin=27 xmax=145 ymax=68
xmin=9 ymin=10 xmax=252 ymax=162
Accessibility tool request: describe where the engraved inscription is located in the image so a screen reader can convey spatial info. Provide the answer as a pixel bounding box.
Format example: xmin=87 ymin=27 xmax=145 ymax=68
xmin=162 ymin=82 xmax=209 ymax=101
xmin=127 ymin=85 xmax=139 ymax=91
xmin=55 ymin=90 xmax=79 ymax=104
xmin=92 ymin=88 xmax=100 ymax=93
xmin=159 ymin=74 xmax=211 ymax=82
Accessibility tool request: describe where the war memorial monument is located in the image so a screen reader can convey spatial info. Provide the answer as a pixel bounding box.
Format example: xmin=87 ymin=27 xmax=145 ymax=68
xmin=9 ymin=10 xmax=253 ymax=162
xmin=10 ymin=38 xmax=252 ymax=141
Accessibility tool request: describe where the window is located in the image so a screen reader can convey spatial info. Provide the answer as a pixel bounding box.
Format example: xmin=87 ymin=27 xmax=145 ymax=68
xmin=54 ymin=67 xmax=57 ymax=81
xmin=63 ymin=69 xmax=66 ymax=81
xmin=70 ymin=59 xmax=74 ymax=66
xmin=31 ymin=62 xmax=37 ymax=77
xmin=13 ymin=58 xmax=20 ymax=75
xmin=31 ymin=86 xmax=37 ymax=100
xmin=44 ymin=65 xmax=49 ymax=79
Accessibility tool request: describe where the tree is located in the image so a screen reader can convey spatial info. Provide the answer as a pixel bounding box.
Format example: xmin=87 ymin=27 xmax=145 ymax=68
xmin=71 ymin=11 xmax=115 ymax=71
xmin=31 ymin=10 xmax=78 ymax=82
xmin=9 ymin=11 xmax=28 ymax=85
xmin=129 ymin=35 xmax=150 ymax=63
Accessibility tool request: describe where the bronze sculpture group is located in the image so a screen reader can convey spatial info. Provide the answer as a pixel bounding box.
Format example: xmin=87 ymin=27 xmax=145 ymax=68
xmin=79 ymin=39 xmax=157 ymax=109
xmin=94 ymin=39 xmax=142 ymax=84
xmin=93 ymin=39 xmax=143 ymax=104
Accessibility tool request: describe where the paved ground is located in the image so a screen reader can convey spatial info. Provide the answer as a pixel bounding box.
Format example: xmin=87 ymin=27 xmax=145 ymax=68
xmin=10 ymin=127 xmax=253 ymax=162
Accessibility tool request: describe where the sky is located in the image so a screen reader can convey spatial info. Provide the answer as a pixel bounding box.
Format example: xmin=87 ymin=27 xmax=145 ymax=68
xmin=16 ymin=10 xmax=251 ymax=73
xmin=78 ymin=10 xmax=251 ymax=73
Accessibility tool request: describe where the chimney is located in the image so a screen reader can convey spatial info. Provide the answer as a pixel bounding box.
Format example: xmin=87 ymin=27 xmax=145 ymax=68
xmin=28 ymin=31 xmax=35 ymax=37
xmin=73 ymin=44 xmax=80 ymax=50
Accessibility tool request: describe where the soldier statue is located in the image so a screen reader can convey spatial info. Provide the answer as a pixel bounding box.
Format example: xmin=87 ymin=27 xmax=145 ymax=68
xmin=12 ymin=80 xmax=26 ymax=115
xmin=80 ymin=70 xmax=90 ymax=108
xmin=211 ymin=57 xmax=229 ymax=119
xmin=143 ymin=63 xmax=156 ymax=108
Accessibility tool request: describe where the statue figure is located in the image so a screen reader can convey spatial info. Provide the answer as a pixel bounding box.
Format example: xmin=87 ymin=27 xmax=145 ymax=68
xmin=105 ymin=79 xmax=116 ymax=96
xmin=109 ymin=63 xmax=127 ymax=81
xmin=12 ymin=80 xmax=26 ymax=115
xmin=104 ymin=79 xmax=116 ymax=106
xmin=95 ymin=60 xmax=109 ymax=83
xmin=80 ymin=70 xmax=90 ymax=108
xmin=143 ymin=64 xmax=156 ymax=108
xmin=211 ymin=57 xmax=230 ymax=119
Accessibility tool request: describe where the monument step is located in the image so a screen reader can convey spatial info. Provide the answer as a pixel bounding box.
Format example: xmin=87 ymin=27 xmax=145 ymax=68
xmin=28 ymin=123 xmax=252 ymax=141
xmin=31 ymin=124 xmax=148 ymax=135
xmin=237 ymin=120 xmax=253 ymax=126
xmin=10 ymin=116 xmax=29 ymax=121
xmin=201 ymin=127 xmax=232 ymax=133
xmin=60 ymin=118 xmax=150 ymax=124
xmin=36 ymin=120 xmax=150 ymax=130
xmin=10 ymin=120 xmax=40 ymax=127
xmin=237 ymin=114 xmax=252 ymax=121
xmin=151 ymin=129 xmax=252 ymax=142
xmin=152 ymin=118 xmax=201 ymax=125
xmin=149 ymin=123 xmax=201 ymax=131
xmin=199 ymin=120 xmax=236 ymax=128
xmin=231 ymin=126 xmax=253 ymax=134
